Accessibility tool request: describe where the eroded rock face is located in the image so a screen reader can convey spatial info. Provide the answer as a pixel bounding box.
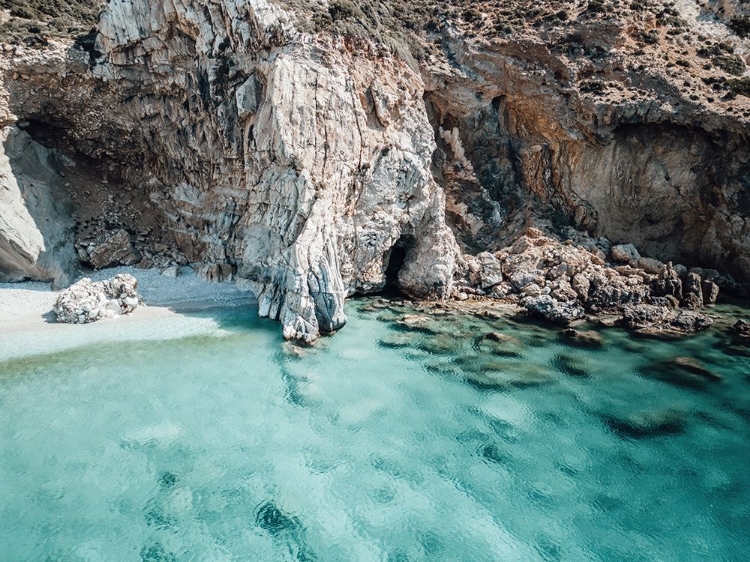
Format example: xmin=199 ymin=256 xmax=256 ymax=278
xmin=1 ymin=0 xmax=459 ymax=342
xmin=1 ymin=0 xmax=748 ymax=340
xmin=53 ymin=273 xmax=141 ymax=324
xmin=0 ymin=126 xmax=77 ymax=288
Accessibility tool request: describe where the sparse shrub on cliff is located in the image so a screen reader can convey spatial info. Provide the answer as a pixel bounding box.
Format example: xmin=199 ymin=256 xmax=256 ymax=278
xmin=587 ymin=0 xmax=605 ymax=13
xmin=729 ymin=16 xmax=750 ymax=39
xmin=580 ymin=79 xmax=606 ymax=94
xmin=729 ymin=77 xmax=750 ymax=98
xmin=328 ymin=0 xmax=362 ymax=22
xmin=713 ymin=54 xmax=747 ymax=77
xmin=0 ymin=0 xmax=104 ymax=45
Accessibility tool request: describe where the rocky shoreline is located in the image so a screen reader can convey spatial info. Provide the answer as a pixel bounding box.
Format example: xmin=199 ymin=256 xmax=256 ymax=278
xmin=446 ymin=228 xmax=737 ymax=338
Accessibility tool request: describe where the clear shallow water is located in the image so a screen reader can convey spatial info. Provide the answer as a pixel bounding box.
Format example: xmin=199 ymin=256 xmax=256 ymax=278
xmin=1 ymin=300 xmax=749 ymax=562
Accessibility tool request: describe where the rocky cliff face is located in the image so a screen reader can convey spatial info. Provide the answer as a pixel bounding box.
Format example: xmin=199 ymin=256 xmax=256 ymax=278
xmin=1 ymin=0 xmax=459 ymax=341
xmin=0 ymin=0 xmax=748 ymax=340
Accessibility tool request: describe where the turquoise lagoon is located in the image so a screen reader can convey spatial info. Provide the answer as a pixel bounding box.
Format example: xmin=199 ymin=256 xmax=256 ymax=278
xmin=1 ymin=299 xmax=749 ymax=561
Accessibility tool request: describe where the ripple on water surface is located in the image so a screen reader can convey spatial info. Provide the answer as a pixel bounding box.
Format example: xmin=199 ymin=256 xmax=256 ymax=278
xmin=1 ymin=302 xmax=750 ymax=561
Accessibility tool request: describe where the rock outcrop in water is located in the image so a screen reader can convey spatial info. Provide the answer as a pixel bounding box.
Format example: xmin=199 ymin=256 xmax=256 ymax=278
xmin=455 ymin=228 xmax=717 ymax=333
xmin=53 ymin=273 xmax=141 ymax=323
xmin=0 ymin=0 xmax=749 ymax=340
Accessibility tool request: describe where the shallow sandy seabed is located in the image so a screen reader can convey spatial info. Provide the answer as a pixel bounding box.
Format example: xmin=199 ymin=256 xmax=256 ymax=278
xmin=0 ymin=266 xmax=256 ymax=360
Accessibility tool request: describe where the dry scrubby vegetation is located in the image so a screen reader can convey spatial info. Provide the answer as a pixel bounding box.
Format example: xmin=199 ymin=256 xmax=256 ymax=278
xmin=283 ymin=0 xmax=750 ymax=101
xmin=0 ymin=0 xmax=104 ymax=45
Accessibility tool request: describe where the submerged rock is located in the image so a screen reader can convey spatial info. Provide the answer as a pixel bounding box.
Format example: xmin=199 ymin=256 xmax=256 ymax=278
xmin=644 ymin=357 xmax=723 ymax=388
xmin=551 ymin=353 xmax=590 ymax=378
xmin=602 ymin=410 xmax=687 ymax=439
xmin=560 ymin=329 xmax=604 ymax=349
xmin=53 ymin=274 xmax=141 ymax=324
xmin=668 ymin=357 xmax=723 ymax=382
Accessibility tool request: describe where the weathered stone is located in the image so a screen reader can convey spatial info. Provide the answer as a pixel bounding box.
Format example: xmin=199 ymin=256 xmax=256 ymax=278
xmin=571 ymin=274 xmax=591 ymax=301
xmin=653 ymin=263 xmax=683 ymax=300
xmin=560 ymin=328 xmax=604 ymax=348
xmin=476 ymin=251 xmax=504 ymax=290
xmin=636 ymin=257 xmax=665 ymax=275
xmin=3 ymin=0 xmax=750 ymax=343
xmin=681 ymin=272 xmax=704 ymax=309
xmin=670 ymin=310 xmax=713 ymax=333
xmin=523 ymin=295 xmax=585 ymax=326
xmin=621 ymin=304 xmax=670 ymax=329
xmin=611 ymin=244 xmax=641 ymax=264
xmin=84 ymin=229 xmax=141 ymax=269
xmin=53 ymin=273 xmax=141 ymax=324
xmin=702 ymin=280 xmax=720 ymax=305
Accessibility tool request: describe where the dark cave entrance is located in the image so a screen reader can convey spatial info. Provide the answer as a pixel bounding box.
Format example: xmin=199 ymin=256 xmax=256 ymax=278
xmin=383 ymin=235 xmax=415 ymax=296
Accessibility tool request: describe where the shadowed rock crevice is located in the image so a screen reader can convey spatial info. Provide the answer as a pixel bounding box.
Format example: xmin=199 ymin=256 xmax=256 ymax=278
xmin=0 ymin=126 xmax=77 ymax=287
xmin=383 ymin=234 xmax=415 ymax=295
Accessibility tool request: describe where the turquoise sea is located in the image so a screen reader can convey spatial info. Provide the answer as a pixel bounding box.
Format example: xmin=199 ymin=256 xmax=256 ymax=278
xmin=1 ymin=299 xmax=749 ymax=561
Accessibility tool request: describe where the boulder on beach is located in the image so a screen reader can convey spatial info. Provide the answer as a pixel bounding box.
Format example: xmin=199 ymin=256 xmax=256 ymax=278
xmin=53 ymin=273 xmax=142 ymax=324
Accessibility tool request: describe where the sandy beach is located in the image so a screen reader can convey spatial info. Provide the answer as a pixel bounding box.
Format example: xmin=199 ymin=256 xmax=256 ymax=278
xmin=0 ymin=267 xmax=257 ymax=360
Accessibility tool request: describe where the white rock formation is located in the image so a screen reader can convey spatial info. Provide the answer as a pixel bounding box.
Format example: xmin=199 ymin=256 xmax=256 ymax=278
xmin=53 ymin=273 xmax=141 ymax=324
xmin=0 ymin=126 xmax=77 ymax=288
xmin=88 ymin=0 xmax=460 ymax=342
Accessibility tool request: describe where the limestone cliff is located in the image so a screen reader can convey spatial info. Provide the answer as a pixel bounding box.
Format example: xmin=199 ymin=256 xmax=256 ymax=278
xmin=0 ymin=0 xmax=748 ymax=340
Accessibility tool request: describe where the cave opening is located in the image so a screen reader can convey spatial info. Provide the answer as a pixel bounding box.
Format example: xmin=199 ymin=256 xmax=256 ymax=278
xmin=383 ymin=235 xmax=415 ymax=296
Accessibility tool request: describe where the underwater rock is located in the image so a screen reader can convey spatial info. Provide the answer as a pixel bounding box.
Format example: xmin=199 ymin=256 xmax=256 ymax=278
xmin=669 ymin=357 xmax=723 ymax=382
xmin=463 ymin=360 xmax=551 ymax=390
xmin=560 ymin=329 xmax=604 ymax=349
xmin=378 ymin=331 xmax=418 ymax=349
xmin=551 ymin=353 xmax=590 ymax=378
xmin=485 ymin=332 xmax=517 ymax=344
xmin=645 ymin=357 xmax=723 ymax=388
xmin=417 ymin=333 xmax=462 ymax=355
xmin=397 ymin=314 xmax=431 ymax=329
xmin=53 ymin=273 xmax=141 ymax=324
xmin=602 ymin=410 xmax=687 ymax=439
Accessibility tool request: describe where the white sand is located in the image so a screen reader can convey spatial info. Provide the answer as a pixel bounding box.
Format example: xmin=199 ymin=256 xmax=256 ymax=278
xmin=0 ymin=266 xmax=257 ymax=360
